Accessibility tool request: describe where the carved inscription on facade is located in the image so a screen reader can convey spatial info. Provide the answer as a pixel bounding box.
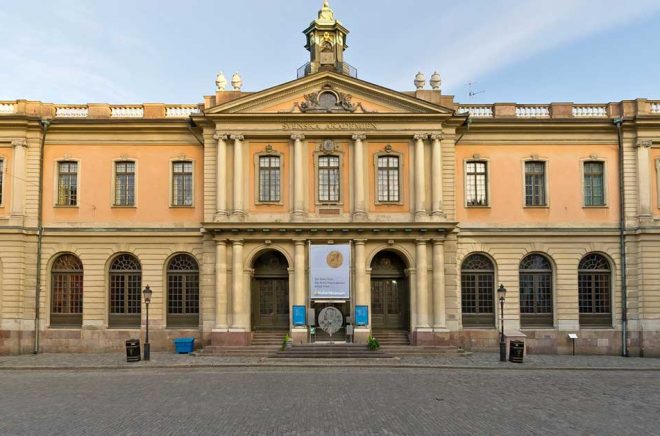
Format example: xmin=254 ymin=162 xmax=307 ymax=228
xmin=282 ymin=122 xmax=377 ymax=131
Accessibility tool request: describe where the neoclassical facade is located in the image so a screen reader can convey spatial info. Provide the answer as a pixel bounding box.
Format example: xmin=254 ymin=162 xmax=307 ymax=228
xmin=1 ymin=1 xmax=659 ymax=355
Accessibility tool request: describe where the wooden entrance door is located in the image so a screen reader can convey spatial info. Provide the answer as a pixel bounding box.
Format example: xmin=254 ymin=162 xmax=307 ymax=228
xmin=252 ymin=250 xmax=290 ymax=331
xmin=371 ymin=278 xmax=406 ymax=329
xmin=254 ymin=278 xmax=289 ymax=330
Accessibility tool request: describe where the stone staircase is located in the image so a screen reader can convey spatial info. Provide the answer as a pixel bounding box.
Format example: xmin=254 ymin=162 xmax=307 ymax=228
xmin=251 ymin=330 xmax=287 ymax=346
xmin=273 ymin=344 xmax=393 ymax=359
xmin=371 ymin=330 xmax=411 ymax=346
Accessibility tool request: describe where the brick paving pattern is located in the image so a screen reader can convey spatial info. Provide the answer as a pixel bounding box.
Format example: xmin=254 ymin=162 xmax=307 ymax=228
xmin=0 ymin=367 xmax=658 ymax=435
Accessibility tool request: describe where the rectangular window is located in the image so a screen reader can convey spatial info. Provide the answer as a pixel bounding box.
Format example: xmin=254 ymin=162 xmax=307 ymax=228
xmin=172 ymin=161 xmax=193 ymax=206
xmin=258 ymin=156 xmax=281 ymax=202
xmin=57 ymin=161 xmax=78 ymax=206
xmin=0 ymin=159 xmax=4 ymax=205
xmin=525 ymin=161 xmax=546 ymax=206
xmin=377 ymin=156 xmax=400 ymax=202
xmin=114 ymin=161 xmax=135 ymax=206
xmin=318 ymin=155 xmax=340 ymax=202
xmin=584 ymin=161 xmax=605 ymax=206
xmin=466 ymin=161 xmax=488 ymax=206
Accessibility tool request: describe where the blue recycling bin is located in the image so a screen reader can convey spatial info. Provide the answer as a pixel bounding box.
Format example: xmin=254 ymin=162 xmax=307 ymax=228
xmin=174 ymin=337 xmax=195 ymax=354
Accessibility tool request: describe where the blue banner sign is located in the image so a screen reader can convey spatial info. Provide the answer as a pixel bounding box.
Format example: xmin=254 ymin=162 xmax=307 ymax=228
xmin=355 ymin=305 xmax=369 ymax=326
xmin=309 ymin=244 xmax=351 ymax=299
xmin=292 ymin=305 xmax=306 ymax=326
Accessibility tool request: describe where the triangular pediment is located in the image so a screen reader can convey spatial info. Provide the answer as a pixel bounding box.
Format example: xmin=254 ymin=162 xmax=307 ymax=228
xmin=205 ymin=71 xmax=454 ymax=116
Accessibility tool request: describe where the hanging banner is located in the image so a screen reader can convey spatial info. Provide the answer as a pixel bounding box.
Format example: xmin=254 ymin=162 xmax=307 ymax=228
xmin=309 ymin=244 xmax=351 ymax=300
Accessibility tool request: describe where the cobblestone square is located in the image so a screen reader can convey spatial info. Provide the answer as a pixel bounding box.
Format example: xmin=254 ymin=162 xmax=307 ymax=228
xmin=0 ymin=367 xmax=658 ymax=435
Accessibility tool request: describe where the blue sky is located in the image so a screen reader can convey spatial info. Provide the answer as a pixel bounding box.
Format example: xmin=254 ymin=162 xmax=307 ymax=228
xmin=1 ymin=0 xmax=659 ymax=104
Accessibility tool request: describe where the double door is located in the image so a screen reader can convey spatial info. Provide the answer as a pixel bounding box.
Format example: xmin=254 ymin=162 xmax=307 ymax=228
xmin=371 ymin=278 xmax=407 ymax=329
xmin=253 ymin=278 xmax=289 ymax=330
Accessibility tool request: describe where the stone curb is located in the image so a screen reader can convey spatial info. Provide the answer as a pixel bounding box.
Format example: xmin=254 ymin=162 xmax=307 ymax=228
xmin=1 ymin=363 xmax=659 ymax=371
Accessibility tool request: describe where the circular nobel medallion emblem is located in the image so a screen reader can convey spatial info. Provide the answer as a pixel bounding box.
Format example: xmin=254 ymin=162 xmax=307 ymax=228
xmin=326 ymin=251 xmax=343 ymax=268
xmin=318 ymin=306 xmax=344 ymax=336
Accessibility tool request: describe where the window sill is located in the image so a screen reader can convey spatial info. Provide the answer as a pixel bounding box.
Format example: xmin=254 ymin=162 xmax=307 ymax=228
xmin=170 ymin=205 xmax=194 ymax=209
xmin=256 ymin=201 xmax=283 ymax=206
xmin=523 ymin=205 xmax=549 ymax=209
xmin=583 ymin=205 xmax=608 ymax=209
xmin=54 ymin=205 xmax=79 ymax=208
xmin=578 ymin=326 xmax=615 ymax=330
xmin=112 ymin=205 xmax=137 ymax=209
xmin=466 ymin=205 xmax=491 ymax=209
xmin=375 ymin=201 xmax=404 ymax=206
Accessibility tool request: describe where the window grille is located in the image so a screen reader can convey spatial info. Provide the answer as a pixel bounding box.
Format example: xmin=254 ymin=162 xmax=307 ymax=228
xmin=461 ymin=254 xmax=495 ymax=327
xmin=466 ymin=161 xmax=488 ymax=206
xmin=109 ymin=254 xmax=141 ymax=328
xmin=167 ymin=254 xmax=199 ymax=327
xmin=578 ymin=253 xmax=612 ymax=327
xmin=525 ymin=161 xmax=546 ymax=206
xmin=172 ymin=161 xmax=193 ymax=206
xmin=377 ymin=156 xmax=400 ymax=202
xmin=318 ymin=155 xmax=340 ymax=202
xmin=51 ymin=254 xmax=83 ymax=327
xmin=258 ymin=156 xmax=281 ymax=202
xmin=584 ymin=161 xmax=605 ymax=206
xmin=114 ymin=161 xmax=135 ymax=206
xmin=58 ymin=161 xmax=78 ymax=206
xmin=519 ymin=254 xmax=553 ymax=327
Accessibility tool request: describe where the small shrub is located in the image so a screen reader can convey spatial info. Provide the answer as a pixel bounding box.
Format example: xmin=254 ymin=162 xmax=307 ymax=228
xmin=367 ymin=335 xmax=380 ymax=351
xmin=281 ymin=334 xmax=292 ymax=351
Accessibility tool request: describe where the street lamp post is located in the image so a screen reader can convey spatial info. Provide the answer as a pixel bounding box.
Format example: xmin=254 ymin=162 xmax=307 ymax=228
xmin=497 ymin=284 xmax=507 ymax=362
xmin=143 ymin=285 xmax=153 ymax=361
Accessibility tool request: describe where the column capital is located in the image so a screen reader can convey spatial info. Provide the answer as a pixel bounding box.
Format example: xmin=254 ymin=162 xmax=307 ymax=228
xmin=431 ymin=238 xmax=445 ymax=245
xmin=11 ymin=138 xmax=27 ymax=148
xmin=352 ymin=133 xmax=366 ymax=141
xmin=430 ymin=133 xmax=444 ymax=141
xmin=413 ymin=133 xmax=428 ymax=141
xmin=213 ymin=132 xmax=229 ymax=141
xmin=415 ymin=238 xmax=429 ymax=245
xmin=230 ymin=134 xmax=244 ymax=141
xmin=353 ymin=239 xmax=367 ymax=245
xmin=293 ymin=239 xmax=307 ymax=246
xmin=636 ymin=139 xmax=653 ymax=148
xmin=230 ymin=239 xmax=244 ymax=246
xmin=291 ymin=133 xmax=305 ymax=141
xmin=214 ymin=238 xmax=228 ymax=245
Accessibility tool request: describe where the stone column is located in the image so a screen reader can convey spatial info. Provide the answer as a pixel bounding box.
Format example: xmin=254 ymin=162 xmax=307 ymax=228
xmin=656 ymin=158 xmax=660 ymax=208
xmin=352 ymin=133 xmax=367 ymax=220
xmin=432 ymin=240 xmax=446 ymax=329
xmin=231 ymin=134 xmax=245 ymax=218
xmin=214 ymin=133 xmax=228 ymax=219
xmin=230 ymin=240 xmax=245 ymax=329
xmin=214 ymin=241 xmax=228 ymax=329
xmin=10 ymin=139 xmax=27 ymax=217
xmin=354 ymin=239 xmax=369 ymax=342
xmin=415 ymin=239 xmax=430 ymax=328
xmin=292 ymin=134 xmax=305 ymax=220
xmin=637 ymin=139 xmax=652 ymax=219
xmin=414 ymin=134 xmax=428 ymax=218
xmin=294 ymin=239 xmax=306 ymax=307
xmin=430 ymin=133 xmax=444 ymax=217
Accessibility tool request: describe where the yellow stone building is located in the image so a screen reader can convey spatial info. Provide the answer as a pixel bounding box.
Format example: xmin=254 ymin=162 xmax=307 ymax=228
xmin=1 ymin=1 xmax=659 ymax=356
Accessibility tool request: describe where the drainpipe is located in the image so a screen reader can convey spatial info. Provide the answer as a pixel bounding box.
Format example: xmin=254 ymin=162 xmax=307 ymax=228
xmin=33 ymin=119 xmax=50 ymax=354
xmin=613 ymin=117 xmax=628 ymax=357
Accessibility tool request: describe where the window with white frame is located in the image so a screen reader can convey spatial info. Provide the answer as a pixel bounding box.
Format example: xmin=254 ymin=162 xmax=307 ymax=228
xmin=0 ymin=159 xmax=4 ymax=205
xmin=524 ymin=161 xmax=546 ymax=206
xmin=114 ymin=161 xmax=135 ymax=206
xmin=258 ymin=156 xmax=281 ymax=202
xmin=172 ymin=161 xmax=193 ymax=206
xmin=377 ymin=155 xmax=400 ymax=202
xmin=318 ymin=155 xmax=340 ymax=202
xmin=466 ymin=160 xmax=488 ymax=206
xmin=57 ymin=161 xmax=78 ymax=206
xmin=583 ymin=161 xmax=605 ymax=206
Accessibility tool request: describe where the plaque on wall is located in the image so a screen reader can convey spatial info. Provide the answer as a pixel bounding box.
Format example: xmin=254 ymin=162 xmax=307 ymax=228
xmin=318 ymin=306 xmax=344 ymax=336
xmin=292 ymin=306 xmax=306 ymax=327
xmin=355 ymin=306 xmax=369 ymax=326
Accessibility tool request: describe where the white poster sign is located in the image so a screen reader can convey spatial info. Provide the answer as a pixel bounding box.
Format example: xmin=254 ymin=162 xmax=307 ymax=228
xmin=309 ymin=244 xmax=351 ymax=300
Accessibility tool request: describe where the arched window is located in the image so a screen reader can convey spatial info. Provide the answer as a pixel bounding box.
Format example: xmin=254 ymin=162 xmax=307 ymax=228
xmin=461 ymin=254 xmax=495 ymax=327
xmin=51 ymin=254 xmax=83 ymax=327
xmin=167 ymin=254 xmax=199 ymax=327
xmin=519 ymin=254 xmax=553 ymax=328
xmin=109 ymin=254 xmax=141 ymax=328
xmin=578 ymin=253 xmax=612 ymax=327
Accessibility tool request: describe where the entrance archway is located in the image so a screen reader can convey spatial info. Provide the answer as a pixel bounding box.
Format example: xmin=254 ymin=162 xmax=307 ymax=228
xmin=370 ymin=251 xmax=409 ymax=330
xmin=251 ymin=250 xmax=290 ymax=330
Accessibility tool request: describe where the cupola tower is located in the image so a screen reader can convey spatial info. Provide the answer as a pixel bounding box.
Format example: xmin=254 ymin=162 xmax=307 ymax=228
xmin=301 ymin=0 xmax=353 ymax=77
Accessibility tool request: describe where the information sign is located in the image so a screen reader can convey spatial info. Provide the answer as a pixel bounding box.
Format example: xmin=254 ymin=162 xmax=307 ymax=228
xmin=355 ymin=305 xmax=369 ymax=326
xmin=309 ymin=244 xmax=351 ymax=299
xmin=292 ymin=305 xmax=306 ymax=326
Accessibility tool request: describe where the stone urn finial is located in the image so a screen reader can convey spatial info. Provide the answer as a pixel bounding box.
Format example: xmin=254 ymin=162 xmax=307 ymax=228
xmin=231 ymin=72 xmax=243 ymax=91
xmin=430 ymin=71 xmax=441 ymax=90
xmin=414 ymin=71 xmax=426 ymax=90
xmin=215 ymin=71 xmax=227 ymax=92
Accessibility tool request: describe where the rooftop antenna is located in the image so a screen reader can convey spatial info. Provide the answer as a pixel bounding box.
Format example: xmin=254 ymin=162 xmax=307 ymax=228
xmin=467 ymin=82 xmax=485 ymax=99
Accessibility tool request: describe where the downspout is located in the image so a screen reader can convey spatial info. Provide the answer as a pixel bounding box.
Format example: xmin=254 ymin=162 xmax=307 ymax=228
xmin=33 ymin=119 xmax=50 ymax=354
xmin=613 ymin=118 xmax=628 ymax=357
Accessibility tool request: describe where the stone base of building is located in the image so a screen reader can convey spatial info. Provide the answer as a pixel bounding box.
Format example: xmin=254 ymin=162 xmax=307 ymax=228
xmin=210 ymin=331 xmax=252 ymax=347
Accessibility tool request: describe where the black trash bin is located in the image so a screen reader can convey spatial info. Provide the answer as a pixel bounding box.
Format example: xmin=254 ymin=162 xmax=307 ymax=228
xmin=509 ymin=340 xmax=524 ymax=363
xmin=126 ymin=339 xmax=141 ymax=362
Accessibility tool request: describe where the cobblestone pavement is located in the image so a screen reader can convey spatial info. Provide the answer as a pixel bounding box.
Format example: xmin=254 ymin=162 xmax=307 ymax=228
xmin=0 ymin=367 xmax=658 ymax=435
xmin=0 ymin=351 xmax=659 ymax=370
